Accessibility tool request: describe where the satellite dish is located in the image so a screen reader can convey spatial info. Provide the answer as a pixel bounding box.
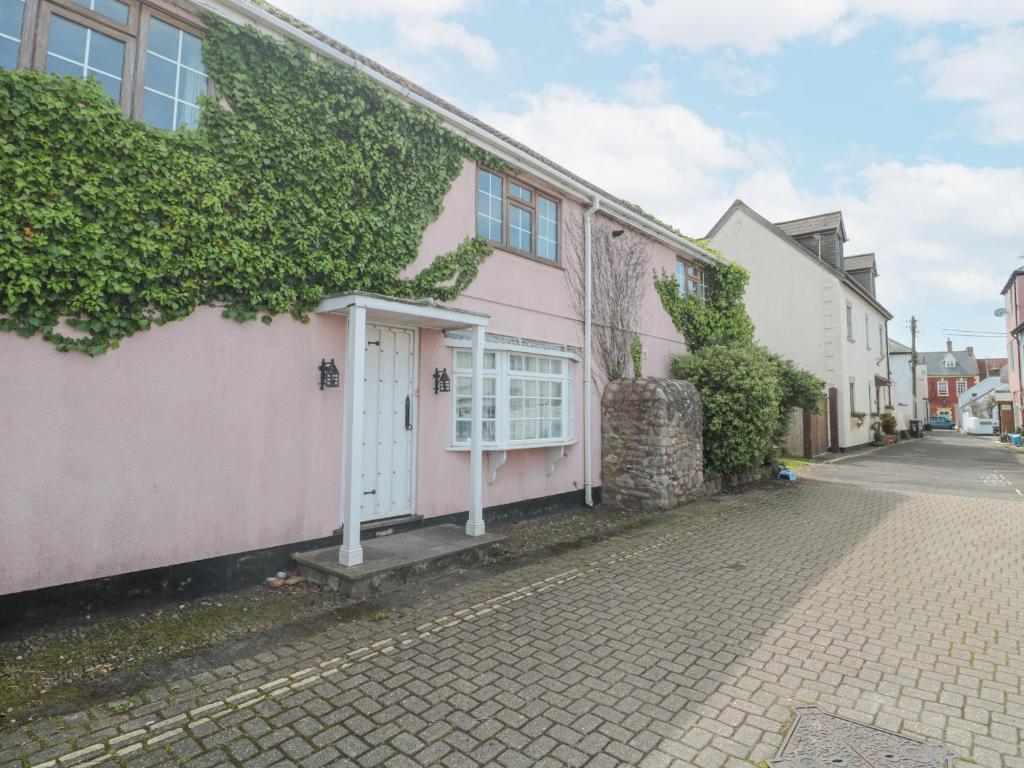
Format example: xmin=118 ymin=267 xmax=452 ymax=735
xmin=995 ymin=308 xmax=1008 ymax=317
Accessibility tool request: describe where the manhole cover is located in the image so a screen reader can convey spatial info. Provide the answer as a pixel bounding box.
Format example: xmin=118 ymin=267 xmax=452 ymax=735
xmin=770 ymin=707 xmax=956 ymax=768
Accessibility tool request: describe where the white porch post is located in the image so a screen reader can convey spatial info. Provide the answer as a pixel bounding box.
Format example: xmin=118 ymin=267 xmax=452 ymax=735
xmin=340 ymin=303 xmax=366 ymax=566
xmin=466 ymin=324 xmax=486 ymax=536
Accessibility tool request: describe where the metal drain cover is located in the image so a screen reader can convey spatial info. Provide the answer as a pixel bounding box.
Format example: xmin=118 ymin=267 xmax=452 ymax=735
xmin=770 ymin=707 xmax=956 ymax=768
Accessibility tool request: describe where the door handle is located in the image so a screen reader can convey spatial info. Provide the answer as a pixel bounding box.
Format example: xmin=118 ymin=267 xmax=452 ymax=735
xmin=405 ymin=395 xmax=413 ymax=431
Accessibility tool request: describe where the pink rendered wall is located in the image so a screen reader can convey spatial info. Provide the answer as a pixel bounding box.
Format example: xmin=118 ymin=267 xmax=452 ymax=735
xmin=1 ymin=159 xmax=690 ymax=594
xmin=409 ymin=161 xmax=687 ymax=517
xmin=0 ymin=308 xmax=347 ymax=595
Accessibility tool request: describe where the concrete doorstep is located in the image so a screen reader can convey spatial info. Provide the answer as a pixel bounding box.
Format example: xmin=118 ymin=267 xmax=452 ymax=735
xmin=293 ymin=524 xmax=506 ymax=599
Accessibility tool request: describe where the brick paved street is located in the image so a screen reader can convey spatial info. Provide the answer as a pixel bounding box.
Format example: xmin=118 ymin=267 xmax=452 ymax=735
xmin=4 ymin=433 xmax=1024 ymax=767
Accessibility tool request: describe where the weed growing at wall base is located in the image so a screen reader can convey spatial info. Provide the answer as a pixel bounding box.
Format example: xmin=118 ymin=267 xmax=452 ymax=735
xmin=0 ymin=17 xmax=498 ymax=355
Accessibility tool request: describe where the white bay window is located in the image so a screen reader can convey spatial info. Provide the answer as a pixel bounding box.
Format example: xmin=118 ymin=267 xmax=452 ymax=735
xmin=451 ymin=347 xmax=574 ymax=449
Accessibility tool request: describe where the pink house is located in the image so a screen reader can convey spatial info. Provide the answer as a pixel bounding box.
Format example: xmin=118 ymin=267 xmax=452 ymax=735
xmin=0 ymin=0 xmax=716 ymax=611
xmin=1000 ymin=269 xmax=1024 ymax=430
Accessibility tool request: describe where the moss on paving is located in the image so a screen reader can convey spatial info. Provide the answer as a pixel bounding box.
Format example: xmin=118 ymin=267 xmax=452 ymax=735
xmin=0 ymin=498 xmax=728 ymax=728
xmin=0 ymin=583 xmax=350 ymax=727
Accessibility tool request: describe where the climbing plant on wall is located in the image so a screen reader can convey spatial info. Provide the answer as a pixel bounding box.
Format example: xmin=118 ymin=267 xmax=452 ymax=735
xmin=657 ymin=245 xmax=823 ymax=476
xmin=653 ymin=246 xmax=754 ymax=351
xmin=0 ymin=16 xmax=498 ymax=355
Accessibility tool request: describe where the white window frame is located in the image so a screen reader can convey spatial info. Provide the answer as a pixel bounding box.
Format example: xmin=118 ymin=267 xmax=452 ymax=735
xmin=449 ymin=345 xmax=575 ymax=450
xmin=937 ymin=380 xmax=949 ymax=396
xmin=956 ymin=379 xmax=967 ymax=396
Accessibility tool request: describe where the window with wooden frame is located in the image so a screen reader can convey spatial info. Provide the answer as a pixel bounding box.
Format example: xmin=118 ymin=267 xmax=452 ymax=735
xmin=14 ymin=0 xmax=208 ymax=129
xmin=846 ymin=302 xmax=854 ymax=341
xmin=475 ymin=167 xmax=559 ymax=264
xmin=675 ymin=259 xmax=706 ymax=302
xmin=937 ymin=380 xmax=949 ymax=397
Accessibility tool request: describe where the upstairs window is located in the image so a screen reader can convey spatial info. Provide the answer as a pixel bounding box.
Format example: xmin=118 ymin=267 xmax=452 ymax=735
xmin=476 ymin=169 xmax=504 ymax=242
xmin=956 ymin=379 xmax=967 ymax=396
xmin=937 ymin=380 xmax=949 ymax=396
xmin=846 ymin=303 xmax=854 ymax=341
xmin=44 ymin=14 xmax=127 ymax=103
xmin=675 ymin=260 xmax=706 ymax=301
xmin=17 ymin=0 xmax=207 ymax=128
xmin=943 ymin=356 xmax=956 ymax=368
xmin=865 ymin=315 xmax=870 ymax=349
xmin=537 ymin=196 xmax=558 ymax=261
xmin=476 ymin=168 xmax=559 ymax=263
xmin=142 ymin=17 xmax=206 ymax=129
xmin=1 ymin=0 xmax=26 ymax=69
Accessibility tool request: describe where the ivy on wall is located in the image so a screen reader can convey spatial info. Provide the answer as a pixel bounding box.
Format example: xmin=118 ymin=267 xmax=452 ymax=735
xmin=656 ymin=246 xmax=824 ymax=476
xmin=0 ymin=16 xmax=498 ymax=355
xmin=653 ymin=248 xmax=755 ymax=351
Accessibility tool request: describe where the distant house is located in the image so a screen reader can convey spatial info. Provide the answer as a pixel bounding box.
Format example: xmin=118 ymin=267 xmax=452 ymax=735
xmin=888 ymin=338 xmax=927 ymax=430
xmin=921 ymin=340 xmax=979 ymax=420
xmin=958 ymin=377 xmax=1009 ymax=434
xmin=706 ymin=201 xmax=893 ymax=452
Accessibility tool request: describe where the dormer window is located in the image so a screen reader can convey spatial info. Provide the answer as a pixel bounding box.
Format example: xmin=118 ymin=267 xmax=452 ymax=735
xmin=943 ymin=355 xmax=956 ymax=369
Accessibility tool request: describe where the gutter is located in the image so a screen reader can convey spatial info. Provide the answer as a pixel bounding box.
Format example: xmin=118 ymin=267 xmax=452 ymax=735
xmin=190 ymin=0 xmax=715 ymax=265
xmin=582 ymin=197 xmax=601 ymax=507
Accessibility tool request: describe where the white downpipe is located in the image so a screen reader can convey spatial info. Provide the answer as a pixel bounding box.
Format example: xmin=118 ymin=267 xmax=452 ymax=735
xmin=583 ymin=197 xmax=601 ymax=507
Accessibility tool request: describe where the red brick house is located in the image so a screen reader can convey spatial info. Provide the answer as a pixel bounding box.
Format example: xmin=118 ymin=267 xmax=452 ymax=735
xmin=922 ymin=339 xmax=979 ymax=420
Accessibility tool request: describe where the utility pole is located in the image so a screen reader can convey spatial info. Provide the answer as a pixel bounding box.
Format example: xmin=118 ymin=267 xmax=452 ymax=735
xmin=910 ymin=316 xmax=919 ymax=420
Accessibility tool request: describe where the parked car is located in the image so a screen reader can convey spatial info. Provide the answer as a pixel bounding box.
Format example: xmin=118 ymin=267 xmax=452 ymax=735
xmin=929 ymin=415 xmax=956 ymax=430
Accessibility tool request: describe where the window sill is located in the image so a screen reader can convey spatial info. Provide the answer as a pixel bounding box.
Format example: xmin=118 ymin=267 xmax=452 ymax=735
xmin=485 ymin=240 xmax=564 ymax=270
xmin=446 ymin=439 xmax=577 ymax=452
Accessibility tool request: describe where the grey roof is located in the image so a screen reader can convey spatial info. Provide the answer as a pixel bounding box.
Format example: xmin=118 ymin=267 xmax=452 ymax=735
xmin=845 ymin=253 xmax=876 ymax=273
xmin=921 ymin=350 xmax=979 ymax=377
xmin=775 ymin=212 xmax=847 ymax=241
xmin=705 ymin=200 xmax=893 ymax=320
xmin=888 ymin=338 xmax=913 ymax=354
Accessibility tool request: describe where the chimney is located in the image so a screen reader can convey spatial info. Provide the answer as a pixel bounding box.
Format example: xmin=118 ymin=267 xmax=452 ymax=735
xmin=946 ymin=338 xmax=953 ymax=352
xmin=966 ymin=346 xmax=974 ymax=357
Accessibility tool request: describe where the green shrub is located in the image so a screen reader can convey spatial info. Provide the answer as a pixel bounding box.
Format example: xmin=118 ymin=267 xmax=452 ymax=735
xmin=671 ymin=344 xmax=782 ymax=477
xmin=769 ymin=353 xmax=825 ymax=445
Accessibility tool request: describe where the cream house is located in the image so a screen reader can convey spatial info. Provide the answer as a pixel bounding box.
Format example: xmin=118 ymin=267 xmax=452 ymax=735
xmin=707 ymin=201 xmax=893 ymax=450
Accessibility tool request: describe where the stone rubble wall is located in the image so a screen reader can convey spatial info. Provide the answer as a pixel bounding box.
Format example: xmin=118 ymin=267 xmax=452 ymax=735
xmin=601 ymin=378 xmax=704 ymax=511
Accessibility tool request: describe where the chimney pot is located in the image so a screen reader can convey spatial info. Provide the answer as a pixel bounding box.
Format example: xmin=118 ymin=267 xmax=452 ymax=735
xmin=967 ymin=346 xmax=974 ymax=357
xmin=946 ymin=338 xmax=953 ymax=352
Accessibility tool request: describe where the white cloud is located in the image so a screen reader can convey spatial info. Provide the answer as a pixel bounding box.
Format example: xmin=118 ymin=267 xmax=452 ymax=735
xmin=617 ymin=63 xmax=670 ymax=104
xmin=482 ymin=82 xmax=1024 ymax=316
xmin=271 ymin=0 xmax=499 ymax=71
xmin=478 ymin=85 xmax=752 ymax=230
xmin=916 ymin=27 xmax=1024 ymax=144
xmin=581 ymin=0 xmax=1024 ymax=55
xmin=702 ymin=55 xmax=774 ymax=96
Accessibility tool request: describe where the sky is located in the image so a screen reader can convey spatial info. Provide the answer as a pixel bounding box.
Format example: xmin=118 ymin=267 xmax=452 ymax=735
xmin=274 ymin=0 xmax=1024 ymax=358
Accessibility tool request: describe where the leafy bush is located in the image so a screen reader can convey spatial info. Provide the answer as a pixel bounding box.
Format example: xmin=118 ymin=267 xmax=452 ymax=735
xmin=769 ymin=353 xmax=825 ymax=445
xmin=880 ymin=411 xmax=897 ymax=435
xmin=671 ymin=344 xmax=782 ymax=477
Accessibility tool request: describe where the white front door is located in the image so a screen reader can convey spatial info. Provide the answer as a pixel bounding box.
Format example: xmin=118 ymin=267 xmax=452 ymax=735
xmin=360 ymin=325 xmax=417 ymax=521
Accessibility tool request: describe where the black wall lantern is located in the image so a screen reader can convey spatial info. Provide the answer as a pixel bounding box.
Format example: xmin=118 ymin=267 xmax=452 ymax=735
xmin=433 ymin=367 xmax=451 ymax=394
xmin=319 ymin=358 xmax=340 ymax=390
